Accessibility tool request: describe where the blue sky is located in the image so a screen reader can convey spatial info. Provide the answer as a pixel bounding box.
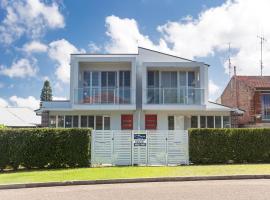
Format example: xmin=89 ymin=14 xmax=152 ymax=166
xmin=0 ymin=0 xmax=269 ymax=109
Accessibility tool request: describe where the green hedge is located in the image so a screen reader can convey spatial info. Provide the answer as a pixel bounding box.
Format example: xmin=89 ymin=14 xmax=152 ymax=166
xmin=0 ymin=128 xmax=91 ymax=170
xmin=189 ymin=128 xmax=270 ymax=164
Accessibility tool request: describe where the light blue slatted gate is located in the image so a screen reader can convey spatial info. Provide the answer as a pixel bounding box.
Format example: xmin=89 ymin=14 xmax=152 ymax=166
xmin=91 ymin=130 xmax=189 ymax=166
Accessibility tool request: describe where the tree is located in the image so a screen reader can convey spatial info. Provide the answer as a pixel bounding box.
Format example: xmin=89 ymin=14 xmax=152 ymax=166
xmin=40 ymin=80 xmax=52 ymax=102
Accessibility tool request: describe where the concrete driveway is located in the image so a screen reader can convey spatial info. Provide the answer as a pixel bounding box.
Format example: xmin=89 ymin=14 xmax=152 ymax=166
xmin=1 ymin=179 xmax=270 ymax=200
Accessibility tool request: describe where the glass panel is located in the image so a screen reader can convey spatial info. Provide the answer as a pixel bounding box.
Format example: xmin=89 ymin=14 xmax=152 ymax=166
xmin=262 ymin=94 xmax=270 ymax=120
xmin=162 ymin=72 xmax=177 ymax=103
xmin=81 ymin=116 xmax=88 ymax=128
xmin=207 ymin=116 xmax=214 ymax=128
xmin=120 ymin=71 xmax=131 ymax=87
xmin=101 ymin=72 xmax=107 ymax=87
xmin=49 ymin=116 xmax=56 ymax=128
xmin=124 ymin=71 xmax=130 ymax=87
xmin=215 ymin=116 xmax=222 ymax=128
xmin=88 ymin=116 xmax=95 ymax=129
xmin=168 ymin=116 xmax=174 ymax=130
xmin=96 ymin=116 xmax=103 ymax=130
xmin=147 ymin=71 xmax=159 ymax=87
xmin=200 ymin=116 xmax=206 ymax=128
xmin=179 ymin=72 xmax=186 ymax=104
xmin=179 ymin=72 xmax=186 ymax=86
xmin=191 ymin=116 xmax=198 ymax=128
xmin=188 ymin=72 xmax=195 ymax=87
xmin=223 ymin=116 xmax=230 ymax=128
xmin=73 ymin=116 xmax=78 ymax=128
xmin=147 ymin=71 xmax=159 ymax=104
xmin=147 ymin=71 xmax=154 ymax=87
xmin=104 ymin=116 xmax=110 ymax=130
xmin=161 ymin=72 xmax=177 ymax=88
xmin=65 ymin=115 xmax=72 ymax=128
xmin=108 ymin=72 xmax=116 ymax=87
xmin=83 ymin=71 xmax=90 ymax=87
xmin=92 ymin=72 xmax=99 ymax=87
xmin=161 ymin=72 xmax=171 ymax=87
xmin=58 ymin=116 xmax=64 ymax=127
xmin=120 ymin=71 xmax=124 ymax=87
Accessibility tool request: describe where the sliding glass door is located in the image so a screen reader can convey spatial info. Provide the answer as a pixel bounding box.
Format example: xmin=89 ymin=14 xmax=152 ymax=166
xmin=101 ymin=71 xmax=117 ymax=104
xmin=119 ymin=71 xmax=131 ymax=104
xmin=161 ymin=71 xmax=177 ymax=103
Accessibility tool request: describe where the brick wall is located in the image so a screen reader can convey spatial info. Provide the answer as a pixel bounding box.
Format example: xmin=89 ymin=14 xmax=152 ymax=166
xmin=221 ymin=76 xmax=255 ymax=126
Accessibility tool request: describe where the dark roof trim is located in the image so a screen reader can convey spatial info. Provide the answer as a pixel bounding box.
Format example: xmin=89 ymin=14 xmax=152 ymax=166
xmin=138 ymin=46 xmax=210 ymax=66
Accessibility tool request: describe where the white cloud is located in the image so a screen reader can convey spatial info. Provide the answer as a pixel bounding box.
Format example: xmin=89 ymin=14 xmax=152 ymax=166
xmin=9 ymin=95 xmax=39 ymax=110
xmin=209 ymin=80 xmax=220 ymax=101
xmin=158 ymin=0 xmax=270 ymax=75
xmin=105 ymin=15 xmax=171 ymax=53
xmin=0 ymin=58 xmax=38 ymax=78
xmin=88 ymin=42 xmax=101 ymax=53
xmin=48 ymin=39 xmax=85 ymax=83
xmin=0 ymin=0 xmax=65 ymax=44
xmin=0 ymin=98 xmax=9 ymax=107
xmin=22 ymin=40 xmax=48 ymax=53
xmin=104 ymin=0 xmax=270 ymax=76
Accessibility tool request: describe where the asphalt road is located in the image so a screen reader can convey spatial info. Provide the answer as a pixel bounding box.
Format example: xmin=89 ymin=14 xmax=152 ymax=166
xmin=1 ymin=179 xmax=270 ymax=200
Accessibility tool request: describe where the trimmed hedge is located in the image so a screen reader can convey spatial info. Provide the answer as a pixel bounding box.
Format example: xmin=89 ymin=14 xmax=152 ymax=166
xmin=0 ymin=128 xmax=91 ymax=170
xmin=189 ymin=128 xmax=270 ymax=164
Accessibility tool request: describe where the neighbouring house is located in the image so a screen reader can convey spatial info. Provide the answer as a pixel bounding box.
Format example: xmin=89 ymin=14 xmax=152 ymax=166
xmin=0 ymin=107 xmax=41 ymax=128
xmin=36 ymin=47 xmax=236 ymax=130
xmin=220 ymin=75 xmax=270 ymax=127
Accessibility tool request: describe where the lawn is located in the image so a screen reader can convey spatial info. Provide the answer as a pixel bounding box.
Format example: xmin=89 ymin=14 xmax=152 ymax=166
xmin=1 ymin=164 xmax=270 ymax=185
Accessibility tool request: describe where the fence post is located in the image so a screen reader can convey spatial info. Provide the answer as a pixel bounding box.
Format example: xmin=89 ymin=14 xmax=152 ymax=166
xmin=91 ymin=130 xmax=95 ymax=167
xmin=131 ymin=130 xmax=134 ymax=166
xmin=166 ymin=131 xmax=168 ymax=166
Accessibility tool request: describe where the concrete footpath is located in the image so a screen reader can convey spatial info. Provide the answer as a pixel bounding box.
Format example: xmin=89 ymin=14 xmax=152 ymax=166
xmin=1 ymin=174 xmax=270 ymax=190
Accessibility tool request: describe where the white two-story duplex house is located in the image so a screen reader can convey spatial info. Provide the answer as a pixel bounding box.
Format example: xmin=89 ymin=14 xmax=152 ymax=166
xmin=37 ymin=47 xmax=234 ymax=130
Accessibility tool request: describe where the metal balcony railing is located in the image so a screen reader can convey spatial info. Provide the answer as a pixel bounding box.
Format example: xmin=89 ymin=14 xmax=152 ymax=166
xmin=74 ymin=87 xmax=134 ymax=105
xmin=145 ymin=87 xmax=204 ymax=105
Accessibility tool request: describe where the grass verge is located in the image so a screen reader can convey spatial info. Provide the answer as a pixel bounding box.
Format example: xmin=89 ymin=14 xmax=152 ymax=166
xmin=1 ymin=164 xmax=270 ymax=185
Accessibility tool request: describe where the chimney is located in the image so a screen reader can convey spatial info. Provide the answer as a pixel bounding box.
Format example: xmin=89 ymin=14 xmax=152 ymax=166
xmin=234 ymin=66 xmax=237 ymax=76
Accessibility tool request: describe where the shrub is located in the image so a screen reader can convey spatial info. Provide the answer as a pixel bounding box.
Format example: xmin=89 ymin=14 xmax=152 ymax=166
xmin=0 ymin=124 xmax=5 ymax=129
xmin=0 ymin=128 xmax=91 ymax=170
xmin=189 ymin=128 xmax=270 ymax=164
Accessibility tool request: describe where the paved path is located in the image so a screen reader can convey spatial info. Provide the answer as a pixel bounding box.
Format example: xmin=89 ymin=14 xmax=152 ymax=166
xmin=1 ymin=179 xmax=270 ymax=200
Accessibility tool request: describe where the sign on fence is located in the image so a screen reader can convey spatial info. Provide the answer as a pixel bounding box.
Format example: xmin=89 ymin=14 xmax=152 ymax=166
xmin=91 ymin=130 xmax=189 ymax=166
xmin=134 ymin=133 xmax=147 ymax=146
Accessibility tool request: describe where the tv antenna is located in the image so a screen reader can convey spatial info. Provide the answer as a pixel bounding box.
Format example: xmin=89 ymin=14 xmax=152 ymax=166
xmin=228 ymin=43 xmax=232 ymax=77
xmin=257 ymin=35 xmax=267 ymax=76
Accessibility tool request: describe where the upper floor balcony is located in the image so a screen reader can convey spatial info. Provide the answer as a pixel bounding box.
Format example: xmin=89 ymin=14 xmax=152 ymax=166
xmin=145 ymin=86 xmax=204 ymax=105
xmin=74 ymin=87 xmax=135 ymax=105
xmin=142 ymin=64 xmax=207 ymax=110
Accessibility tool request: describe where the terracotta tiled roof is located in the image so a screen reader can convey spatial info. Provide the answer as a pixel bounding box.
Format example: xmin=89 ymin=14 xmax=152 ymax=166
xmin=235 ymin=76 xmax=270 ymax=88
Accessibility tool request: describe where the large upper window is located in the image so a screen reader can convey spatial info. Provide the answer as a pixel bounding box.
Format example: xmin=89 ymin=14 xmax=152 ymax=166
xmin=262 ymin=94 xmax=270 ymax=120
xmin=147 ymin=71 xmax=159 ymax=88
